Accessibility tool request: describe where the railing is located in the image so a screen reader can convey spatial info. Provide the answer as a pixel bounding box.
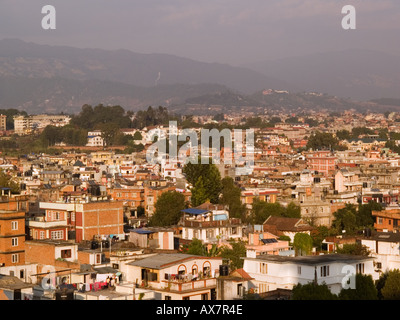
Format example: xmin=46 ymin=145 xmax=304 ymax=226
xmin=182 ymin=218 xmax=242 ymax=228
xmin=162 ymin=278 xmax=217 ymax=292
xmin=27 ymin=219 xmax=68 ymax=228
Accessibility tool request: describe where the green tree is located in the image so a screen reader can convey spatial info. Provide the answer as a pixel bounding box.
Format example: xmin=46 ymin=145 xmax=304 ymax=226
xmin=336 ymin=130 xmax=351 ymax=140
xmin=220 ymin=177 xmax=246 ymax=220
xmin=376 ymin=271 xmax=389 ymax=300
xmin=292 ymin=282 xmax=337 ymax=300
xmin=191 ymin=176 xmax=209 ymax=207
xmin=381 ymin=269 xmax=400 ymax=300
xmin=338 ymin=274 xmax=378 ymax=300
xmin=0 ymin=170 xmax=20 ymax=194
xmin=251 ymin=199 xmax=286 ymax=224
xmin=357 ymin=202 xmax=382 ymax=228
xmin=149 ymin=191 xmax=186 ymax=227
xmin=336 ymin=243 xmax=370 ymax=256
xmin=283 ymin=202 xmax=301 ymax=218
xmin=186 ymin=238 xmax=206 ymax=255
xmin=132 ymin=106 xmax=170 ymax=129
xmin=71 ymin=104 xmax=132 ymax=130
xmin=285 ymin=116 xmax=299 ymax=124
xmin=183 ymin=159 xmax=222 ymax=205
xmin=213 ymin=113 xmax=225 ymax=121
xmin=351 ymin=127 xmax=374 ymax=138
xmin=220 ymin=240 xmax=247 ymax=270
xmin=310 ymin=226 xmax=330 ymax=251
xmin=96 ymin=122 xmax=120 ymax=146
xmin=133 ymin=131 xmax=143 ymax=140
xmin=332 ymin=204 xmax=357 ymax=235
xmin=306 ymin=131 xmax=341 ymax=150
xmin=293 ymin=233 xmax=313 ymax=256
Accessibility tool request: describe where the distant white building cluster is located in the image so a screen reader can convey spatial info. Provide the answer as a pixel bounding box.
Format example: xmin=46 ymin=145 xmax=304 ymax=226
xmin=13 ymin=114 xmax=71 ymax=135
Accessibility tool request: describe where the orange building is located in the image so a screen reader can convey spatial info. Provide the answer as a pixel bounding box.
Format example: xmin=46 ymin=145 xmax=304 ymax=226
xmin=109 ymin=186 xmax=144 ymax=217
xmin=373 ymin=209 xmax=400 ymax=232
xmin=306 ymin=150 xmax=337 ymax=177
xmin=31 ymin=200 xmax=125 ymax=243
xmin=0 ymin=196 xmax=28 ymax=267
xmin=143 ymin=182 xmax=175 ymax=217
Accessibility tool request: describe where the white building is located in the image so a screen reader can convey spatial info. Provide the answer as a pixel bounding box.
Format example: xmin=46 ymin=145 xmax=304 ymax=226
xmin=243 ymin=253 xmax=377 ymax=295
xmin=13 ymin=114 xmax=71 ymax=135
xmin=361 ymin=232 xmax=400 ymax=273
xmin=125 ymin=253 xmax=222 ymax=300
xmin=180 ymin=207 xmax=245 ymax=245
xmin=86 ymin=131 xmax=104 ymax=147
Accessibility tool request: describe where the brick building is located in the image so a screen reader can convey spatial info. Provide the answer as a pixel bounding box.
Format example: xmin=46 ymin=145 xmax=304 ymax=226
xmin=74 ymin=201 xmax=124 ymax=242
xmin=373 ymin=208 xmax=400 ymax=233
xmin=306 ymin=150 xmax=337 ymax=177
xmin=0 ymin=196 xmax=28 ymax=267
xmin=29 ymin=200 xmax=125 ymax=243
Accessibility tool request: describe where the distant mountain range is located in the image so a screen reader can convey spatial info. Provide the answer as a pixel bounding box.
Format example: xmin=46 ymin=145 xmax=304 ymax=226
xmin=243 ymin=49 xmax=400 ymax=100
xmin=0 ymin=39 xmax=399 ymax=114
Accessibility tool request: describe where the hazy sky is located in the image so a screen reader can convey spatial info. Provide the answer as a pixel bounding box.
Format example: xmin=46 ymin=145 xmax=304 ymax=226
xmin=0 ymin=0 xmax=399 ymax=65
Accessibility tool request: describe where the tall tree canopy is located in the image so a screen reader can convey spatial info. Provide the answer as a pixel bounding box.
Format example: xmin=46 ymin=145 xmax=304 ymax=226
xmin=220 ymin=177 xmax=246 ymax=220
xmin=183 ymin=158 xmax=222 ymax=205
xmin=149 ymin=191 xmax=186 ymax=227
xmin=338 ymin=274 xmax=378 ymax=300
xmin=71 ymin=104 xmax=132 ymax=130
xmin=381 ymin=269 xmax=400 ymax=300
xmin=292 ymin=282 xmax=337 ymax=300
xmin=293 ymin=233 xmax=313 ymax=256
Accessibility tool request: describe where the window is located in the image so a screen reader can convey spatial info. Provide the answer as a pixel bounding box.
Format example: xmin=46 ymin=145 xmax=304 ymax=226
xmin=12 ymin=254 xmax=19 ymax=263
xmin=165 ymin=296 xmax=171 ymax=300
xmin=260 ymin=263 xmax=268 ymax=274
xmin=237 ymin=284 xmax=243 ymax=296
xmin=192 ymin=266 xmax=198 ymax=275
xmin=11 ymin=221 xmax=18 ymax=231
xmin=40 ymin=231 xmax=45 ymax=240
xmin=356 ymin=263 xmax=365 ymax=274
xmin=201 ymin=293 xmax=208 ymax=300
xmin=183 ymin=296 xmax=190 ymax=300
xmin=20 ymin=270 xmax=24 ymax=279
xmin=61 ymin=249 xmax=72 ymax=259
xmin=320 ymin=265 xmax=330 ymax=277
xmin=51 ymin=230 xmax=64 ymax=240
xmin=378 ymin=217 xmax=383 ymax=224
xmin=12 ymin=237 xmax=18 ymax=247
xmin=258 ymin=283 xmax=268 ymax=293
xmin=203 ymin=266 xmax=211 ymax=277
xmin=376 ymin=262 xmax=382 ymax=269
xmin=71 ymin=212 xmax=75 ymax=222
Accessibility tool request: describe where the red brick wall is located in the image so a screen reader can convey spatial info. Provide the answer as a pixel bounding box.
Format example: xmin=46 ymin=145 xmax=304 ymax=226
xmin=76 ymin=201 xmax=124 ymax=242
xmin=25 ymin=242 xmax=55 ymax=265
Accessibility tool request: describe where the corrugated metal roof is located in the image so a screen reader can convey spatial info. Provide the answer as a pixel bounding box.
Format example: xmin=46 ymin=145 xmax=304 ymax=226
xmin=181 ymin=208 xmax=209 ymax=215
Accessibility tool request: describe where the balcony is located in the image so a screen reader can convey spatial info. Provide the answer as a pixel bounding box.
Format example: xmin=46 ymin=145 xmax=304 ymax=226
xmin=181 ymin=218 xmax=242 ymax=228
xmin=142 ymin=272 xmax=218 ymax=293
xmin=165 ymin=278 xmax=217 ymax=292
xmin=27 ymin=217 xmax=68 ymax=229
